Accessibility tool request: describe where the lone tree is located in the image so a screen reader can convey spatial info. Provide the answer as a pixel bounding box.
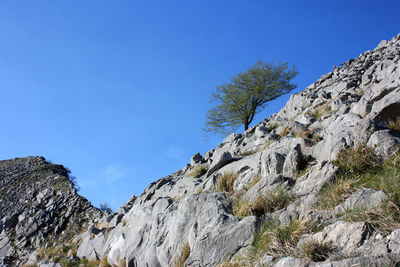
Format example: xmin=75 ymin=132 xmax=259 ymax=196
xmin=99 ymin=202 xmax=113 ymax=213
xmin=204 ymin=61 xmax=298 ymax=135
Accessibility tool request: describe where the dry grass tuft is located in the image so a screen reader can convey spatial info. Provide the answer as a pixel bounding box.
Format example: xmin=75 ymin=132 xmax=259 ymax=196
xmin=268 ymin=122 xmax=279 ymax=131
xmin=306 ymin=102 xmax=334 ymax=120
xmin=237 ymin=150 xmax=257 ymax=157
xmin=247 ymin=175 xmax=261 ymax=190
xmin=100 ymin=256 xmax=111 ymax=267
xmin=233 ymin=188 xmax=294 ymax=218
xmin=316 ymin=144 xmax=383 ymax=209
xmin=301 ymin=240 xmax=333 ymax=262
xmin=249 ymin=219 xmax=316 ymax=259
xmin=317 ymin=146 xmax=400 ymax=233
xmin=173 ymin=242 xmax=191 ymax=267
xmin=316 ymin=177 xmax=356 ymax=209
xmin=341 ymin=201 xmax=400 ymax=235
xmin=279 ymin=126 xmax=291 ymax=137
xmin=187 ymin=164 xmax=208 ymax=178
xmin=293 ymin=129 xmax=312 ymax=139
xmin=216 ymin=172 xmax=239 ymax=193
xmin=263 ymin=140 xmax=274 ymax=150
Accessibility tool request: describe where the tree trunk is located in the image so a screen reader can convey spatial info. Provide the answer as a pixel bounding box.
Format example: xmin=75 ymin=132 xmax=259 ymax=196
xmin=244 ymin=122 xmax=249 ymax=131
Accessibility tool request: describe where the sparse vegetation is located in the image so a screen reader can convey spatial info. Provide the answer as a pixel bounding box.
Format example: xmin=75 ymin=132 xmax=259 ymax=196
xmin=263 ymin=140 xmax=274 ymax=150
xmin=335 ymin=144 xmax=382 ymax=177
xmin=316 ymin=145 xmax=400 ymax=233
xmin=173 ymin=242 xmax=191 ymax=267
xmin=311 ymin=132 xmax=323 ymax=143
xmin=316 ymin=144 xmax=384 ymax=209
xmin=100 ymin=256 xmax=111 ymax=267
xmin=79 ymin=258 xmax=104 ymax=267
xmin=306 ymin=102 xmax=334 ymax=120
xmin=294 ymin=160 xmax=312 ymax=179
xmin=341 ymin=201 xmax=400 ymax=235
xmin=196 ymin=187 xmax=203 ymax=194
xmin=233 ymin=187 xmax=294 ymax=218
xmin=293 ymin=129 xmax=312 ymax=139
xmin=385 ymin=116 xmax=400 ymax=134
xmin=37 ymin=244 xmax=91 ymax=267
xmin=237 ymin=150 xmax=257 ymax=157
xmin=268 ymin=122 xmax=279 ymax=131
xmin=247 ymin=175 xmax=261 ymax=190
xmin=187 ymin=164 xmax=208 ymax=178
xmin=216 ymin=172 xmax=239 ymax=193
xmin=279 ymin=126 xmax=291 ymax=137
xmin=172 ymin=195 xmax=184 ymax=202
xmin=316 ymin=176 xmax=355 ymax=209
xmin=248 ymin=219 xmax=320 ymax=260
xmin=301 ymin=240 xmax=333 ymax=262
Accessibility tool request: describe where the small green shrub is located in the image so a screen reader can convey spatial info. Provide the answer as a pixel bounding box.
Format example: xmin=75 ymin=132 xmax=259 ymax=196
xmin=334 ymin=144 xmax=381 ymax=176
xmin=187 ymin=164 xmax=208 ymax=178
xmin=216 ymin=172 xmax=239 ymax=193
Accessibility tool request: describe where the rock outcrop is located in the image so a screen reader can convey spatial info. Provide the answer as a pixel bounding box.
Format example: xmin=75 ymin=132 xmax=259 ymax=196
xmin=0 ymin=157 xmax=100 ymax=265
xmin=1 ymin=33 xmax=400 ymax=266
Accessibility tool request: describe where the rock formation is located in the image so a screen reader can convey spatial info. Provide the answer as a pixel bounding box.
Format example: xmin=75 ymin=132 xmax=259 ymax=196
xmin=1 ymin=33 xmax=400 ymax=266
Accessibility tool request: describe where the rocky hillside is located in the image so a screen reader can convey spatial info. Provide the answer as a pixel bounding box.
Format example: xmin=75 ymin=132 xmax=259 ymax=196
xmin=0 ymin=157 xmax=101 ymax=265
xmin=1 ymin=33 xmax=400 ymax=267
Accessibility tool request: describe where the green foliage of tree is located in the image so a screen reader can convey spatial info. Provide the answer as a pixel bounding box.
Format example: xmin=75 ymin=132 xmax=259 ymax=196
xmin=204 ymin=61 xmax=298 ymax=135
xmin=99 ymin=202 xmax=113 ymax=213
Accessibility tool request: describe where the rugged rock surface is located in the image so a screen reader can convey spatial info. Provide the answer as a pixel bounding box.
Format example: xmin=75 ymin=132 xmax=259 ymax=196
xmin=1 ymin=34 xmax=400 ymax=266
xmin=0 ymin=157 xmax=100 ymax=265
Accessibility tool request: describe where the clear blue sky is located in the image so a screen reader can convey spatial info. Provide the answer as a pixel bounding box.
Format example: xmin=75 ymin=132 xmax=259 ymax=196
xmin=1 ymin=0 xmax=399 ymax=210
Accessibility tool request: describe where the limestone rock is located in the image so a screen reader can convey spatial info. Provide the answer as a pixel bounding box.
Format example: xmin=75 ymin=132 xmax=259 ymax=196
xmin=283 ymin=144 xmax=304 ymax=177
xmin=334 ymin=189 xmax=387 ymax=214
xmin=207 ymin=151 xmax=233 ymax=177
xmin=367 ymin=129 xmax=400 ymax=159
xmin=299 ymin=221 xmax=372 ymax=255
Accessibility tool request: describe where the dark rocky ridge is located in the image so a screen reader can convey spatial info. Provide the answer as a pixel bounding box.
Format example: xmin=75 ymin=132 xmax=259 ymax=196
xmin=0 ymin=157 xmax=100 ymax=265
xmin=1 ymin=33 xmax=400 ymax=266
